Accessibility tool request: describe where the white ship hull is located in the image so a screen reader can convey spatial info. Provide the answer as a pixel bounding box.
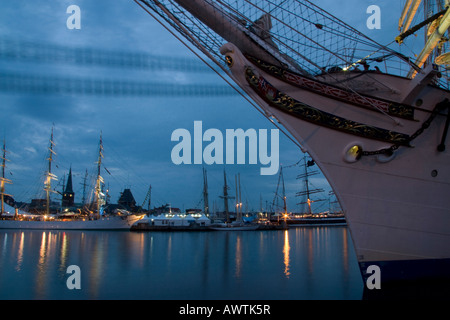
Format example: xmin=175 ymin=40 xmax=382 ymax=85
xmin=223 ymin=45 xmax=450 ymax=283
xmin=0 ymin=215 xmax=144 ymax=230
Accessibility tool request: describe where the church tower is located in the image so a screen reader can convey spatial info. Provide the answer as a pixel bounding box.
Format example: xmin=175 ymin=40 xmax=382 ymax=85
xmin=62 ymin=167 xmax=75 ymax=207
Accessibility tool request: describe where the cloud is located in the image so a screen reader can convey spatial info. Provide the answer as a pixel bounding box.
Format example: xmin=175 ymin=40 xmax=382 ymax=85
xmin=23 ymin=147 xmax=37 ymax=155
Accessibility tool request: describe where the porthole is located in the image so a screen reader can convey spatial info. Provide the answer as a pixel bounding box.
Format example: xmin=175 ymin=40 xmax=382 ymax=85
xmin=344 ymin=143 xmax=363 ymax=163
xmin=431 ymin=170 xmax=438 ymax=177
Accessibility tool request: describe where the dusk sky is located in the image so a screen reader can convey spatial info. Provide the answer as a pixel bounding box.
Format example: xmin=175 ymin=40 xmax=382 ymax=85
xmin=0 ymin=1 xmax=410 ymax=213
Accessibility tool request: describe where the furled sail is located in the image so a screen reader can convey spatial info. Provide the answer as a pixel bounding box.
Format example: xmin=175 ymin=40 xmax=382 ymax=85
xmin=436 ymin=51 xmax=450 ymax=64
xmin=395 ymin=0 xmax=450 ymax=82
xmin=399 ymin=0 xmax=414 ymax=31
xmin=408 ymin=6 xmax=450 ymax=77
xmin=400 ymin=0 xmax=423 ymax=33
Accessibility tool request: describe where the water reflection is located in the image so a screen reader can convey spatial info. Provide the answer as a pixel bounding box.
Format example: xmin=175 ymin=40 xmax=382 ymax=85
xmin=283 ymin=230 xmax=290 ymax=278
xmin=16 ymin=232 xmax=24 ymax=272
xmin=0 ymin=227 xmax=363 ymax=300
xmin=235 ymin=235 xmax=242 ymax=278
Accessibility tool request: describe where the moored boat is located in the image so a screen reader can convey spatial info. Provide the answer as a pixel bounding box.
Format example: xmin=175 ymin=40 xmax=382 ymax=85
xmin=131 ymin=212 xmax=212 ymax=231
xmin=0 ymin=214 xmax=143 ymax=230
xmin=281 ymin=214 xmax=346 ymax=227
xmin=208 ymin=221 xmax=259 ymax=231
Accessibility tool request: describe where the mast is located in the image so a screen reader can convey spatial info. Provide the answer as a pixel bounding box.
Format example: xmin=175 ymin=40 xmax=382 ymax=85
xmin=260 ymin=193 xmax=263 ymax=213
xmin=296 ymin=157 xmax=324 ymax=215
xmin=272 ymin=165 xmax=287 ymax=221
xmin=81 ymin=169 xmax=88 ymax=206
xmin=222 ymin=170 xmax=229 ymax=222
xmin=44 ymin=127 xmax=57 ymax=216
xmin=409 ymin=5 xmax=450 ymax=77
xmin=235 ymin=174 xmax=238 ymax=222
xmin=397 ymin=0 xmax=450 ymax=77
xmin=202 ymin=167 xmax=209 ymax=216
xmin=304 ymin=160 xmax=311 ymax=214
xmin=399 ymin=0 xmax=415 ymax=30
xmin=234 ymin=173 xmax=242 ymax=222
xmin=138 ymin=184 xmax=152 ymax=214
xmin=60 ymin=173 xmax=65 ymax=211
xmin=0 ymin=139 xmax=12 ymax=216
xmin=105 ymin=183 xmax=110 ymax=206
xmin=281 ymin=166 xmax=288 ymax=225
xmin=401 ymin=0 xmax=423 ymax=33
xmin=148 ymin=185 xmax=151 ymax=211
xmin=238 ymin=173 xmax=242 ymax=222
xmin=219 ymin=170 xmax=234 ymax=223
xmin=94 ymin=132 xmax=104 ymax=218
xmin=281 ymin=167 xmax=287 ymax=217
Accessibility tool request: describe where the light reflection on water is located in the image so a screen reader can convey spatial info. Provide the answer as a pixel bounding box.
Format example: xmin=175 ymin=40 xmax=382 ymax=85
xmin=0 ymin=227 xmax=363 ymax=300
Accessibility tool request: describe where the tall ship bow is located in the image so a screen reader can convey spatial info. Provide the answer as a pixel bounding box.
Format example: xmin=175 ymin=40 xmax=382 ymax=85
xmin=135 ymin=0 xmax=450 ymax=284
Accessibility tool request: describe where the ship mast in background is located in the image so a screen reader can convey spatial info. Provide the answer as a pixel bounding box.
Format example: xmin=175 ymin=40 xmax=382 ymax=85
xmin=0 ymin=139 xmax=12 ymax=216
xmin=94 ymin=132 xmax=105 ymax=219
xmin=44 ymin=127 xmax=57 ymax=216
xmin=296 ymin=157 xmax=325 ymax=215
xmin=397 ymin=0 xmax=450 ymax=77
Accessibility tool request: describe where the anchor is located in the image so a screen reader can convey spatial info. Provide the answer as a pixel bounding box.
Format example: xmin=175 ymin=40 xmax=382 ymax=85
xmin=437 ymin=99 xmax=450 ymax=152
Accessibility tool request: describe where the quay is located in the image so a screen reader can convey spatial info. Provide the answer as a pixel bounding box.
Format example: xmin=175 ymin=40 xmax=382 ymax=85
xmin=130 ymin=214 xmax=287 ymax=232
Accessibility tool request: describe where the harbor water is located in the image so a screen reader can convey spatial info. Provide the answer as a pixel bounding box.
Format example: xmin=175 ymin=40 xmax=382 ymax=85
xmin=0 ymin=226 xmax=364 ymax=300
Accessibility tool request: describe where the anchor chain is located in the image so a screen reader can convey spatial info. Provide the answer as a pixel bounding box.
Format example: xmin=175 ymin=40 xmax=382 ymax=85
xmin=361 ymin=99 xmax=450 ymax=158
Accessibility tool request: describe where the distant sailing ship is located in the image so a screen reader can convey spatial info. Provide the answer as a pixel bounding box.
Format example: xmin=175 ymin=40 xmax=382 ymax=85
xmin=209 ymin=170 xmax=259 ymax=230
xmin=136 ymin=0 xmax=450 ymax=283
xmin=0 ymin=128 xmax=143 ymax=230
xmin=271 ymin=158 xmax=346 ymax=226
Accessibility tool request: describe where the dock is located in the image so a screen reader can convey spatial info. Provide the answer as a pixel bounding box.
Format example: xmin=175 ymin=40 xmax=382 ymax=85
xmin=130 ymin=215 xmax=287 ymax=232
xmin=130 ymin=223 xmax=211 ymax=231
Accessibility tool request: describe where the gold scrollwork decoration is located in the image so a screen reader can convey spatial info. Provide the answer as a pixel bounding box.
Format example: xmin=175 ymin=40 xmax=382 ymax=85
xmin=245 ymin=67 xmax=411 ymax=147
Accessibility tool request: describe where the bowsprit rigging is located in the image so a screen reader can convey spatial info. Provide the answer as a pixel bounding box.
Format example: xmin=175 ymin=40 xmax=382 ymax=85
xmin=137 ymin=0 xmax=419 ymax=77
